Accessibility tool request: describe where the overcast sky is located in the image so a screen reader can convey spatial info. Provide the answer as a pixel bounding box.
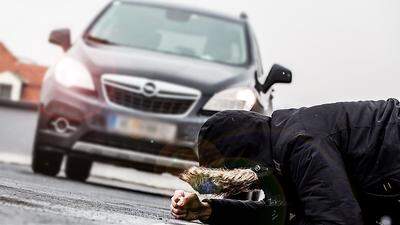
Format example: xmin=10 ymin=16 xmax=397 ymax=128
xmin=1 ymin=0 xmax=399 ymax=109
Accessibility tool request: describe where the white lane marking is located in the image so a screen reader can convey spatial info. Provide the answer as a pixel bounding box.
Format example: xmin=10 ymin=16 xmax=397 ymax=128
xmin=0 ymin=152 xmax=193 ymax=194
xmin=91 ymin=163 xmax=193 ymax=192
xmin=0 ymin=152 xmax=31 ymax=165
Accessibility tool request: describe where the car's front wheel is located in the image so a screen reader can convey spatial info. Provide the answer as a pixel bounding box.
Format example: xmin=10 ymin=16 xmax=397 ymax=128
xmin=65 ymin=156 xmax=93 ymax=182
xmin=32 ymin=148 xmax=63 ymax=176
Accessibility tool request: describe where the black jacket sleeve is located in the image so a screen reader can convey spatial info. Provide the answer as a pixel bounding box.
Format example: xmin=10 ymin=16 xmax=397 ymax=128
xmin=202 ymin=139 xmax=364 ymax=225
xmin=288 ymin=138 xmax=363 ymax=225
xmin=202 ymin=198 xmax=284 ymax=225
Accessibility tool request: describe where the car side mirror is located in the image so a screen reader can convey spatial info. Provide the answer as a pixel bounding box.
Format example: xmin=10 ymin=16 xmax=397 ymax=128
xmin=49 ymin=29 xmax=71 ymax=52
xmin=255 ymin=64 xmax=292 ymax=93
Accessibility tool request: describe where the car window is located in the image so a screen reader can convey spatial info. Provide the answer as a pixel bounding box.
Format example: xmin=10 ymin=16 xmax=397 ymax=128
xmin=87 ymin=1 xmax=248 ymax=65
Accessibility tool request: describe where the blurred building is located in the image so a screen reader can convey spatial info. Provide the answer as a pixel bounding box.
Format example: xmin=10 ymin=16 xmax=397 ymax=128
xmin=0 ymin=42 xmax=47 ymax=103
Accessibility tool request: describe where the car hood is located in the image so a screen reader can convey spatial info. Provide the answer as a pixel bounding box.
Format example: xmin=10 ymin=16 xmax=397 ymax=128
xmin=70 ymin=40 xmax=251 ymax=94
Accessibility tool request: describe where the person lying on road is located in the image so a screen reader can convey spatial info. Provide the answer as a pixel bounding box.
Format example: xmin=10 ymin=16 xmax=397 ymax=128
xmin=171 ymin=99 xmax=400 ymax=225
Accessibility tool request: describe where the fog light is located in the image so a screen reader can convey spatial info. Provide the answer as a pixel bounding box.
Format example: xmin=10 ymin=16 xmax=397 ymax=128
xmin=51 ymin=117 xmax=77 ymax=134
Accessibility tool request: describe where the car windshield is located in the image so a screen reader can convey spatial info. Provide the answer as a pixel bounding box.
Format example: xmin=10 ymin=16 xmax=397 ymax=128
xmin=87 ymin=1 xmax=248 ymax=65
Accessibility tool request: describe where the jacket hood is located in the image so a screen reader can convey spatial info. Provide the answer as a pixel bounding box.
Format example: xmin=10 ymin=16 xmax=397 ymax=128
xmin=197 ymin=110 xmax=273 ymax=169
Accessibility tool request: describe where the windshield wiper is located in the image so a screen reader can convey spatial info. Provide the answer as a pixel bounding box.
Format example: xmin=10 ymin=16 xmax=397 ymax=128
xmin=85 ymin=35 xmax=119 ymax=46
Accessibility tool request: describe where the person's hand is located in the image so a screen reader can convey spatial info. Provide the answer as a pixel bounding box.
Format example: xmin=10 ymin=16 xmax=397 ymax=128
xmin=170 ymin=190 xmax=212 ymax=221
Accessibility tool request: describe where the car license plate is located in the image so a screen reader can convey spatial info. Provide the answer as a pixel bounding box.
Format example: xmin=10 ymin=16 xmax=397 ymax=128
xmin=107 ymin=115 xmax=177 ymax=143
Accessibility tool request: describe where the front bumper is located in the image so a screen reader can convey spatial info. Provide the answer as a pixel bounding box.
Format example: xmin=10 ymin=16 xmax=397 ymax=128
xmin=36 ymin=79 xmax=208 ymax=169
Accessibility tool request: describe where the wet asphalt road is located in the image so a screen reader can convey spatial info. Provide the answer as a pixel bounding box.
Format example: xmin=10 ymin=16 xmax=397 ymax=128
xmin=0 ymin=163 xmax=199 ymax=225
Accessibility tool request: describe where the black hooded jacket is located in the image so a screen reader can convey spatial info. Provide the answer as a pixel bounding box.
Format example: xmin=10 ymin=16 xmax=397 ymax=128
xmin=197 ymin=99 xmax=400 ymax=225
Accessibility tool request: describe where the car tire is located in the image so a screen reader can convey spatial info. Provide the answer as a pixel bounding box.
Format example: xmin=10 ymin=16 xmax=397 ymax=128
xmin=65 ymin=156 xmax=93 ymax=182
xmin=32 ymin=148 xmax=63 ymax=176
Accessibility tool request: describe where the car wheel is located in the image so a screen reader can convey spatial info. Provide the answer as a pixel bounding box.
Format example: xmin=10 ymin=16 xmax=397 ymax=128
xmin=32 ymin=147 xmax=63 ymax=176
xmin=65 ymin=156 xmax=93 ymax=182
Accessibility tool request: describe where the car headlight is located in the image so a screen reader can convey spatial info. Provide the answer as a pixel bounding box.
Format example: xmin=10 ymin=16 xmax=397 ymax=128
xmin=54 ymin=57 xmax=95 ymax=90
xmin=203 ymin=87 xmax=257 ymax=111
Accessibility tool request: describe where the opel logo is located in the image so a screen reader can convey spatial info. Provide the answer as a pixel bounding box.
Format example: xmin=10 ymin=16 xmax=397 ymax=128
xmin=142 ymin=82 xmax=157 ymax=97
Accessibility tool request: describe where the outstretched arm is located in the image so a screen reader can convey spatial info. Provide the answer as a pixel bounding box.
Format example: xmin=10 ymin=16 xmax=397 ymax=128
xmin=171 ymin=190 xmax=285 ymax=225
xmin=203 ymin=198 xmax=284 ymax=225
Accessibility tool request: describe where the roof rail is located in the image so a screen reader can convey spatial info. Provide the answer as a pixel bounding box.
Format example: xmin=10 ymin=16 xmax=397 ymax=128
xmin=240 ymin=12 xmax=248 ymax=19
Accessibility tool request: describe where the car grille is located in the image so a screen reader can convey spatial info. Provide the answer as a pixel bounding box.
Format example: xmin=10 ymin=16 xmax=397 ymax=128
xmin=102 ymin=75 xmax=200 ymax=115
xmin=105 ymin=85 xmax=194 ymax=115
xmin=81 ymin=132 xmax=198 ymax=161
